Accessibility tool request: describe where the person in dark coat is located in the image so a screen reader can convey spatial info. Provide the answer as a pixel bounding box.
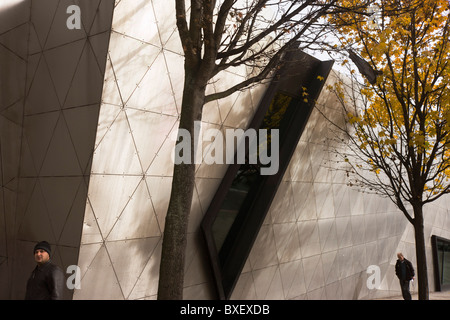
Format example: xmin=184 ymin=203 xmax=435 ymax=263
xmin=395 ymin=252 xmax=415 ymax=300
xmin=25 ymin=241 xmax=65 ymax=300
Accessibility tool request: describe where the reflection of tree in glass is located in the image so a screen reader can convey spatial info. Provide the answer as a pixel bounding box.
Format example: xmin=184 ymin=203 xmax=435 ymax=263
xmin=262 ymin=92 xmax=293 ymax=131
xmin=235 ymin=91 xmax=293 ymax=184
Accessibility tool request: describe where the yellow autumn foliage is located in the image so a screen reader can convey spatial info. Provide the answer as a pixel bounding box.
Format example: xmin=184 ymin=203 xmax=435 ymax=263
xmin=331 ymin=0 xmax=450 ymax=196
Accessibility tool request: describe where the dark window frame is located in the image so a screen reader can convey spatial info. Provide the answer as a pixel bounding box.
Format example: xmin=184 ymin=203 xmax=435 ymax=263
xmin=431 ymin=235 xmax=450 ymax=292
xmin=201 ymin=48 xmax=334 ymax=300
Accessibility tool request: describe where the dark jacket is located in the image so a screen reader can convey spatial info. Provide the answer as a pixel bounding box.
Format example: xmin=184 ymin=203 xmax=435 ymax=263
xmin=25 ymin=260 xmax=65 ymax=300
xmin=395 ymin=258 xmax=415 ymax=281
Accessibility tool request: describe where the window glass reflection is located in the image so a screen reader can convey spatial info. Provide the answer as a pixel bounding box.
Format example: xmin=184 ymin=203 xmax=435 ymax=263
xmin=211 ymin=92 xmax=295 ymax=258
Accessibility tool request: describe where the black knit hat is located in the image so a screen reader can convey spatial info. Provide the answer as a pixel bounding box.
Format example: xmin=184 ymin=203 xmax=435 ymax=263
xmin=34 ymin=241 xmax=51 ymax=256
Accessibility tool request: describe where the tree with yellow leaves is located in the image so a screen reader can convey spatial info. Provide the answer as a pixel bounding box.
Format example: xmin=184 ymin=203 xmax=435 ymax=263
xmin=329 ymin=0 xmax=450 ymax=300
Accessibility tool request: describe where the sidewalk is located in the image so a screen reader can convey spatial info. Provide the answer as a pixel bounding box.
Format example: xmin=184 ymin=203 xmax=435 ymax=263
xmin=377 ymin=291 xmax=450 ymax=300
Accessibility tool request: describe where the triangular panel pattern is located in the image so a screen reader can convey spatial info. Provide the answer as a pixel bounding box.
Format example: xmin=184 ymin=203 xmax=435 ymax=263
xmin=71 ymin=1 xmax=450 ymax=302
xmin=75 ymin=0 xmax=257 ymax=300
xmin=1 ymin=49 xmax=35 ymax=283
xmin=229 ymin=83 xmax=416 ymax=300
xmin=3 ymin=0 xmax=115 ymax=300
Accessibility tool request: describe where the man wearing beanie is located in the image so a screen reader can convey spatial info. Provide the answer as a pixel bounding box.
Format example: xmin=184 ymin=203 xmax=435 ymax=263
xmin=25 ymin=241 xmax=65 ymax=300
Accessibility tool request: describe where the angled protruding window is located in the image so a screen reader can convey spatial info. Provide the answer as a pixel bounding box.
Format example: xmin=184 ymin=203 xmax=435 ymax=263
xmin=201 ymin=48 xmax=334 ymax=300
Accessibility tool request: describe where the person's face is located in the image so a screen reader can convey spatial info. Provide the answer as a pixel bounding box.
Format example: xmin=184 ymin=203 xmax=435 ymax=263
xmin=34 ymin=249 xmax=50 ymax=265
xmin=397 ymin=253 xmax=404 ymax=260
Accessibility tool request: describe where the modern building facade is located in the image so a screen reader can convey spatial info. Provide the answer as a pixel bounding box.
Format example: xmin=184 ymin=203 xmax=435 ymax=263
xmin=1 ymin=0 xmax=450 ymax=300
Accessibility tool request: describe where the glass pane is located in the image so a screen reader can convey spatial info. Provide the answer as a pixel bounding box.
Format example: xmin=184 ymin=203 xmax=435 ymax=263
xmin=436 ymin=238 xmax=450 ymax=286
xmin=442 ymin=242 xmax=450 ymax=285
xmin=212 ymin=169 xmax=258 ymax=251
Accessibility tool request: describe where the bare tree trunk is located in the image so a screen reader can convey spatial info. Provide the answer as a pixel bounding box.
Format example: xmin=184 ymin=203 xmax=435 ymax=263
xmin=413 ymin=205 xmax=429 ymax=300
xmin=157 ymin=75 xmax=206 ymax=300
xmin=157 ymin=163 xmax=194 ymax=299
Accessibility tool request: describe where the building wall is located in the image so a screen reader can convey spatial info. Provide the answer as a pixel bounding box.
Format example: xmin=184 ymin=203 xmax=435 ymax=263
xmin=2 ymin=1 xmax=449 ymax=300
xmin=73 ymin=1 xmax=450 ymax=300
xmin=230 ymin=71 xmax=450 ymax=299
xmin=0 ymin=0 xmax=31 ymax=299
xmin=1 ymin=0 xmax=115 ymax=299
xmin=73 ymin=0 xmax=264 ymax=300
